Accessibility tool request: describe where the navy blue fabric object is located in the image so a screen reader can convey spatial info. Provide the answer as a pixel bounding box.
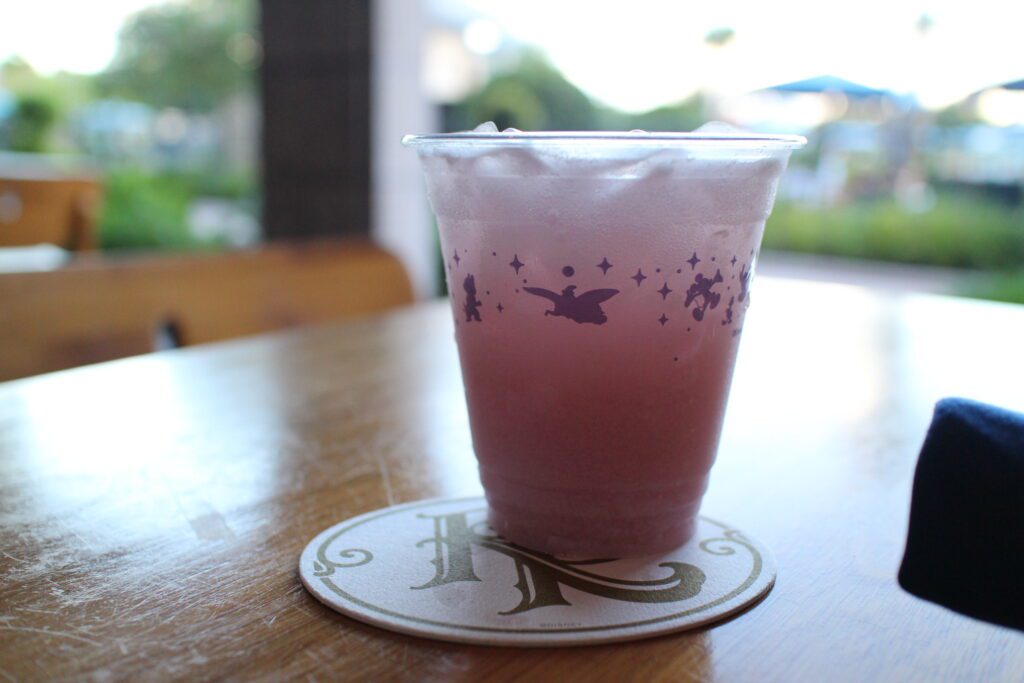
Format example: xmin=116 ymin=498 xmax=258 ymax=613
xmin=898 ymin=398 xmax=1024 ymax=630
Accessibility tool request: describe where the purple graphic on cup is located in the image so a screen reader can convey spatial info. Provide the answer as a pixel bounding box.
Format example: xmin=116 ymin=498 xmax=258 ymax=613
xmin=684 ymin=270 xmax=723 ymax=321
xmin=722 ymin=296 xmax=735 ymax=326
xmin=463 ymin=274 xmax=483 ymax=322
xmin=524 ymin=285 xmax=619 ymax=325
xmin=739 ymin=263 xmax=752 ymax=304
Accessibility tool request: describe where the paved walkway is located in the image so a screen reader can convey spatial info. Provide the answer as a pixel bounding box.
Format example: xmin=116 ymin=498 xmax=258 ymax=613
xmin=757 ymin=251 xmax=976 ymax=296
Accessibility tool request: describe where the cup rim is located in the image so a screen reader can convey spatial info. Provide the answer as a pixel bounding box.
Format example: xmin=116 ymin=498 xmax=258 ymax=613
xmin=402 ymin=131 xmax=807 ymax=149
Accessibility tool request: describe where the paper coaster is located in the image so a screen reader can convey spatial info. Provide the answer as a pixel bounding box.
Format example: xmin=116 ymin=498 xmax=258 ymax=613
xmin=299 ymin=496 xmax=774 ymax=647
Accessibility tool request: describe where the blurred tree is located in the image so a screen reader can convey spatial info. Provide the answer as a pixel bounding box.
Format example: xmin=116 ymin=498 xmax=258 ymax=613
xmin=98 ymin=0 xmax=259 ymax=112
xmin=608 ymin=96 xmax=707 ymax=132
xmin=0 ymin=57 xmax=95 ymax=152
xmin=0 ymin=56 xmax=37 ymax=91
xmin=453 ymin=51 xmax=599 ymax=131
xmin=0 ymin=57 xmax=93 ymax=114
xmin=450 ymin=51 xmax=708 ymax=134
xmin=7 ymin=94 xmax=57 ymax=152
xmin=934 ymin=100 xmax=982 ymax=126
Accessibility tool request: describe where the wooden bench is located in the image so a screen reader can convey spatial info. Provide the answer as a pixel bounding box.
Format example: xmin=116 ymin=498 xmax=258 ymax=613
xmin=0 ymin=240 xmax=413 ymax=382
xmin=0 ymin=175 xmax=102 ymax=250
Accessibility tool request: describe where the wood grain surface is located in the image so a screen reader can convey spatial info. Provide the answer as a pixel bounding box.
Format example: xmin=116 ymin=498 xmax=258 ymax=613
xmin=1 ymin=278 xmax=1022 ymax=682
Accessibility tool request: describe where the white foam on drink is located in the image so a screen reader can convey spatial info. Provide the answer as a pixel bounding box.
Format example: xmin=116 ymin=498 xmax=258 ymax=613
xmin=418 ymin=123 xmax=789 ymax=253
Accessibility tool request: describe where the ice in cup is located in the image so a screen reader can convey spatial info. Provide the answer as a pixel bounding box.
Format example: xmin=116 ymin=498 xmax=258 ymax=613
xmin=405 ymin=124 xmax=804 ymax=556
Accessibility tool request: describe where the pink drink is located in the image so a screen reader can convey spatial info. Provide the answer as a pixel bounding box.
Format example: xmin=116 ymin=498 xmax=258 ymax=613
xmin=406 ymin=130 xmax=803 ymax=556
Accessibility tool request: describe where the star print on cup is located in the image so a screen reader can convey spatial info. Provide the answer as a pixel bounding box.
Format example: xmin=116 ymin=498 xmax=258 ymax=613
xmin=454 ymin=249 xmax=752 ymax=335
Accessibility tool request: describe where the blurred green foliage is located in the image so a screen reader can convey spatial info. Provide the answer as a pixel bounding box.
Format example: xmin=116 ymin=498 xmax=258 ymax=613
xmin=449 ymin=51 xmax=707 ymax=133
xmin=7 ymin=94 xmax=57 ymax=152
xmin=961 ymin=270 xmax=1024 ymax=305
xmin=608 ymin=97 xmax=706 ymax=133
xmin=175 ymin=167 xmax=257 ymax=200
xmin=1 ymin=57 xmax=95 ymax=153
xmin=98 ymin=0 xmax=258 ymax=112
xmin=1 ymin=57 xmax=96 ymax=115
xmin=934 ymin=101 xmax=983 ymax=127
xmin=99 ymin=170 xmax=194 ymax=250
xmin=765 ymin=195 xmax=1024 ymax=270
xmin=452 ymin=53 xmax=597 ymax=131
xmin=99 ymin=168 xmax=256 ymax=250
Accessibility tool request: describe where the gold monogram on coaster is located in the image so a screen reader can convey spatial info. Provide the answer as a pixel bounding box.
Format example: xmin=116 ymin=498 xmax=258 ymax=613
xmin=299 ymin=497 xmax=775 ymax=646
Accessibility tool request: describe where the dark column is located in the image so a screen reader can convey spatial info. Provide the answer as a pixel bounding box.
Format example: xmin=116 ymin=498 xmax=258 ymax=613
xmin=259 ymin=0 xmax=371 ymax=239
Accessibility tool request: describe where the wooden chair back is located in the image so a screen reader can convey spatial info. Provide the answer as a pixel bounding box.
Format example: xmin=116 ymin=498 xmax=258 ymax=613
xmin=0 ymin=240 xmax=413 ymax=381
xmin=0 ymin=176 xmax=102 ymax=250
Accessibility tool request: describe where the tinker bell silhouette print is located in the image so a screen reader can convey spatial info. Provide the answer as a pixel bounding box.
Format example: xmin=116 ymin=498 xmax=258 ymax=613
xmin=738 ymin=263 xmax=752 ymax=303
xmin=684 ymin=270 xmax=723 ymax=321
xmin=524 ymin=285 xmax=619 ymax=324
xmin=722 ymin=296 xmax=734 ymax=326
xmin=463 ymin=274 xmax=482 ymax=322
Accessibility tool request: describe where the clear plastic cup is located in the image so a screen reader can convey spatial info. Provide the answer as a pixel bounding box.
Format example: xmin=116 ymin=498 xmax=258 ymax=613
xmin=405 ymin=129 xmax=805 ymax=556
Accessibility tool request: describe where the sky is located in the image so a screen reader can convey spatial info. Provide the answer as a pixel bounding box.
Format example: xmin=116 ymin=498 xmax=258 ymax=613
xmin=3 ymin=0 xmax=1022 ymax=116
xmin=0 ymin=0 xmax=161 ymax=74
xmin=456 ymin=0 xmax=1024 ymax=113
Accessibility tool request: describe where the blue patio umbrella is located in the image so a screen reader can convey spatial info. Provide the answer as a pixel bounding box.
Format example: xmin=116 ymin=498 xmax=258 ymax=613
xmin=763 ymin=75 xmax=890 ymax=99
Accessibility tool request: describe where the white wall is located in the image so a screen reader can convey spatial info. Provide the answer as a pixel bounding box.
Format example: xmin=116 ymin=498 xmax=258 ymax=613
xmin=372 ymin=0 xmax=440 ymax=298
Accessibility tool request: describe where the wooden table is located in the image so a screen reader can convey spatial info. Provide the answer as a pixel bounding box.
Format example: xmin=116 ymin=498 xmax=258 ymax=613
xmin=2 ymin=278 xmax=1022 ymax=681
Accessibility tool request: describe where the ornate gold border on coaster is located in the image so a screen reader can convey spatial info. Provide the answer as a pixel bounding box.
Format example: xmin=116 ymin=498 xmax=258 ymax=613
xmin=299 ymin=497 xmax=774 ymax=646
